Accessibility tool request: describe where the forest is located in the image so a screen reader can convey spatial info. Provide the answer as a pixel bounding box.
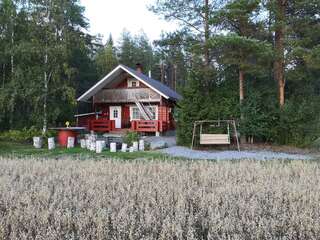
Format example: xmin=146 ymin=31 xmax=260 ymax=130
xmin=0 ymin=0 xmax=319 ymax=146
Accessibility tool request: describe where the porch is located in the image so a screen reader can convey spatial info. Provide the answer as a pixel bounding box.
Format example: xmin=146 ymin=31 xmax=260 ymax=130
xmin=88 ymin=119 xmax=168 ymax=133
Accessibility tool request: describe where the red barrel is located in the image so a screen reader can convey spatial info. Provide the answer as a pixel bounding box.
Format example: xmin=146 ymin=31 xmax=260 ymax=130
xmin=57 ymin=130 xmax=78 ymax=147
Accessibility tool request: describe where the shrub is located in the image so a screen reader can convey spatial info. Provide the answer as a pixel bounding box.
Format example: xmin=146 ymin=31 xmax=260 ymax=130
xmin=123 ymin=131 xmax=139 ymax=145
xmin=0 ymin=127 xmax=55 ymax=143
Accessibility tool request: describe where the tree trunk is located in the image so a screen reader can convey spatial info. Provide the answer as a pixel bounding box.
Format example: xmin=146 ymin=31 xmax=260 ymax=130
xmin=2 ymin=64 xmax=5 ymax=88
xmin=173 ymin=64 xmax=177 ymax=91
xmin=43 ymin=51 xmax=48 ymax=135
xmin=10 ymin=7 xmax=14 ymax=79
xmin=239 ymin=69 xmax=245 ymax=106
xmin=274 ymin=0 xmax=286 ymax=108
xmin=204 ymin=0 xmax=210 ymax=67
xmin=239 ymin=69 xmax=246 ymax=143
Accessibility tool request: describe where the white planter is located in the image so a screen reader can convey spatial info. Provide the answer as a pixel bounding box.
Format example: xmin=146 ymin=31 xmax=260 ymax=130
xmin=139 ymin=140 xmax=145 ymax=151
xmin=48 ymin=137 xmax=55 ymax=150
xmin=133 ymin=141 xmax=139 ymax=152
xmin=96 ymin=141 xmax=105 ymax=153
xmin=33 ymin=137 xmax=43 ymax=149
xmin=129 ymin=146 xmax=134 ymax=153
xmin=86 ymin=139 xmax=91 ymax=149
xmin=121 ymin=143 xmax=128 ymax=152
xmin=67 ymin=137 xmax=75 ymax=148
xmin=110 ymin=142 xmax=117 ymax=153
xmin=80 ymin=139 xmax=86 ymax=149
xmin=90 ymin=141 xmax=96 ymax=151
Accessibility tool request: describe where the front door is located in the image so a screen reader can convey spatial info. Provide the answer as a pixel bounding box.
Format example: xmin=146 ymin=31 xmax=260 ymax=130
xmin=110 ymin=106 xmax=122 ymax=129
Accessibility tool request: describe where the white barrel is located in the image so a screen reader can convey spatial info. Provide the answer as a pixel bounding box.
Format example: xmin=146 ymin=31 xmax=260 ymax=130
xmin=90 ymin=141 xmax=96 ymax=151
xmin=80 ymin=139 xmax=86 ymax=149
xmin=110 ymin=142 xmax=117 ymax=153
xmin=86 ymin=139 xmax=91 ymax=149
xmin=139 ymin=140 xmax=145 ymax=151
xmin=67 ymin=137 xmax=75 ymax=148
xmin=121 ymin=143 xmax=128 ymax=152
xmin=133 ymin=141 xmax=139 ymax=152
xmin=48 ymin=137 xmax=55 ymax=150
xmin=96 ymin=141 xmax=104 ymax=153
xmin=33 ymin=137 xmax=43 ymax=149
xmin=129 ymin=146 xmax=134 ymax=153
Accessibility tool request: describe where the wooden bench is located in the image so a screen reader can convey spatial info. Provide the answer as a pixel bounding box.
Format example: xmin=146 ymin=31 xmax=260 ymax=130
xmin=200 ymin=134 xmax=230 ymax=145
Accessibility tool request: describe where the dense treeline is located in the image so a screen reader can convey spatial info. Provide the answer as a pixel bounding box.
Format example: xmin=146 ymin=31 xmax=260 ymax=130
xmin=1 ymin=0 xmax=319 ymax=146
xmin=150 ymin=0 xmax=320 ymax=146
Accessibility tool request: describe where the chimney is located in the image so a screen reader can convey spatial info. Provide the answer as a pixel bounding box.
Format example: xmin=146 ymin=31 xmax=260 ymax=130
xmin=136 ymin=63 xmax=143 ymax=73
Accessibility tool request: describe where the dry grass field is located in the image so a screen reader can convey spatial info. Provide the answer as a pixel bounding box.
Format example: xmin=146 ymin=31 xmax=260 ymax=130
xmin=0 ymin=157 xmax=320 ymax=239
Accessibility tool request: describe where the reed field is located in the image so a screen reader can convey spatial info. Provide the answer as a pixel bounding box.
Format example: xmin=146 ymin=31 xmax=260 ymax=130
xmin=0 ymin=156 xmax=319 ymax=239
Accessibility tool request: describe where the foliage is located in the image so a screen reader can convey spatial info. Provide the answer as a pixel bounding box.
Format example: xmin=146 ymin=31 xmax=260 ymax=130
xmin=123 ymin=131 xmax=139 ymax=145
xmin=0 ymin=127 xmax=55 ymax=143
xmin=95 ymin=34 xmax=118 ymax=78
xmin=1 ymin=158 xmax=320 ymax=238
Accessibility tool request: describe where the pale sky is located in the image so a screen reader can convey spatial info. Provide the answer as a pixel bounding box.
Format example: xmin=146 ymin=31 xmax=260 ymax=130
xmin=79 ymin=0 xmax=178 ymax=44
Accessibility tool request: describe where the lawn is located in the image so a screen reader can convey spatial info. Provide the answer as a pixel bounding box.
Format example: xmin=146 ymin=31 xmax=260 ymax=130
xmin=0 ymin=141 xmax=166 ymax=160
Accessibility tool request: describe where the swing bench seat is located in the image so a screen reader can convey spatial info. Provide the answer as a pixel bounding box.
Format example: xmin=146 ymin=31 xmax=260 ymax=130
xmin=200 ymin=134 xmax=230 ymax=145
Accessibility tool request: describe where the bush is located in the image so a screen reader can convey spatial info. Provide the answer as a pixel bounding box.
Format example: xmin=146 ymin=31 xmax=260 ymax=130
xmin=123 ymin=131 xmax=139 ymax=145
xmin=0 ymin=127 xmax=55 ymax=143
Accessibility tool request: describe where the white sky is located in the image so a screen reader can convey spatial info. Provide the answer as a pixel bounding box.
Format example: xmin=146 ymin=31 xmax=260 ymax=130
xmin=79 ymin=0 xmax=178 ymax=44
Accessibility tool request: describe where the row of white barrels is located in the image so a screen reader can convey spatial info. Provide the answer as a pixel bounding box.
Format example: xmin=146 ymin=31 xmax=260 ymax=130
xmin=33 ymin=136 xmax=76 ymax=150
xmin=33 ymin=137 xmax=58 ymax=150
xmin=80 ymin=137 xmax=145 ymax=153
xmin=33 ymin=135 xmax=144 ymax=153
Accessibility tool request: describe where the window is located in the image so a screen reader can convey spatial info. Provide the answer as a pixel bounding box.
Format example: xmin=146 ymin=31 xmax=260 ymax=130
xmin=146 ymin=106 xmax=157 ymax=120
xmin=113 ymin=109 xmax=118 ymax=118
xmin=130 ymin=106 xmax=158 ymax=120
xmin=128 ymin=78 xmax=140 ymax=88
xmin=131 ymin=107 xmax=141 ymax=120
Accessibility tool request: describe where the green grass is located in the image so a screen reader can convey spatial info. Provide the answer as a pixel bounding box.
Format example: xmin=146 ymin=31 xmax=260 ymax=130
xmin=0 ymin=141 xmax=166 ymax=160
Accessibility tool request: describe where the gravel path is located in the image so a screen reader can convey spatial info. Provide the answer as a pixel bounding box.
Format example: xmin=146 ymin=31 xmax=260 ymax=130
xmin=160 ymin=146 xmax=313 ymax=160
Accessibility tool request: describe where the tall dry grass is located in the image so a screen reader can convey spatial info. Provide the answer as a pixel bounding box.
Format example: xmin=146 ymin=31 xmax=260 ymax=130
xmin=0 ymin=157 xmax=319 ymax=239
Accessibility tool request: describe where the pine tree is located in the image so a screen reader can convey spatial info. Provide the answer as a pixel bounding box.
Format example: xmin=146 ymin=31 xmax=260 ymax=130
xmin=95 ymin=34 xmax=118 ymax=78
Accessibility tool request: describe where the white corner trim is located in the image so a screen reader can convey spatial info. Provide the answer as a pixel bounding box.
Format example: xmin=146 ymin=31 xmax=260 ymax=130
xmin=77 ymin=64 xmax=170 ymax=102
xmin=120 ymin=66 xmax=169 ymax=99
xmin=77 ymin=65 xmax=123 ymax=101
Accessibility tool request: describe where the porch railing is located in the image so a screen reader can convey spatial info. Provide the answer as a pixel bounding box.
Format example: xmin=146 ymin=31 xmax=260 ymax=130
xmin=89 ymin=119 xmax=115 ymax=132
xmin=131 ymin=120 xmax=168 ymax=132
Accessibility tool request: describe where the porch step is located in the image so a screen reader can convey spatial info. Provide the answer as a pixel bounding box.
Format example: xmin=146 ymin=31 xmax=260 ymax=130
xmin=107 ymin=128 xmax=131 ymax=136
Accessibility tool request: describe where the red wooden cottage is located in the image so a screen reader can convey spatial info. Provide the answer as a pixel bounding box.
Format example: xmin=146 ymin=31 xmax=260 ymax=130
xmin=76 ymin=64 xmax=182 ymax=134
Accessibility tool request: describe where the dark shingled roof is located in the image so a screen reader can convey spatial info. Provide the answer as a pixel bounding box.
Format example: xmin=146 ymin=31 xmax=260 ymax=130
xmin=120 ymin=65 xmax=182 ymax=101
xmin=77 ymin=64 xmax=182 ymax=102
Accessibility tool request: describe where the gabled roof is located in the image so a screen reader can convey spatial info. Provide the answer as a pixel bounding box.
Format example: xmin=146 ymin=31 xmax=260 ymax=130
xmin=77 ymin=64 xmax=183 ymax=102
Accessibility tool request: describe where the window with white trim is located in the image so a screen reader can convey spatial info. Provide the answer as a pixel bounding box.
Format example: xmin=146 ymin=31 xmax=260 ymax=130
xmin=131 ymin=107 xmax=141 ymax=120
xmin=130 ymin=106 xmax=158 ymax=120
xmin=146 ymin=106 xmax=157 ymax=120
xmin=128 ymin=78 xmax=140 ymax=88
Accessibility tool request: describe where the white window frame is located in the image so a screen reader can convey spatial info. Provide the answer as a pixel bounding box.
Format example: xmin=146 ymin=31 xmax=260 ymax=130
xmin=128 ymin=78 xmax=140 ymax=88
xmin=130 ymin=105 xmax=158 ymax=121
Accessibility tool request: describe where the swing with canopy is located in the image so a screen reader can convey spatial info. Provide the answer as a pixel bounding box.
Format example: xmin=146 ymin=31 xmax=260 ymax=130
xmin=191 ymin=120 xmax=240 ymax=151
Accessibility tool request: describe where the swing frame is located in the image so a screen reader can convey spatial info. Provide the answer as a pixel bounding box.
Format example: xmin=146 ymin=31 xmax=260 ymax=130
xmin=191 ymin=120 xmax=240 ymax=151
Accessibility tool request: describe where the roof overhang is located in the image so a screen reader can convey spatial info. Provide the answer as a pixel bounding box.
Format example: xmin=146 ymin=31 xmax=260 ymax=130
xmin=77 ymin=65 xmax=170 ymax=102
